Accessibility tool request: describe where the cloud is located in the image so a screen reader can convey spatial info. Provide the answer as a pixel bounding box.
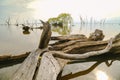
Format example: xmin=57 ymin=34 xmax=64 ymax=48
xmin=0 ymin=0 xmax=33 ymax=6
xmin=0 ymin=0 xmax=120 ymax=22
xmin=27 ymin=0 xmax=120 ymax=21
xmin=0 ymin=0 xmax=35 ymax=21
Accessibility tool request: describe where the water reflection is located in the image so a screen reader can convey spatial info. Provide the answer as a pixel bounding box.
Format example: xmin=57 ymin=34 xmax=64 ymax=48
xmin=60 ymin=61 xmax=102 ymax=80
xmin=21 ymin=24 xmax=72 ymax=35
xmin=71 ymin=23 xmax=120 ymax=40
xmin=95 ymin=70 xmax=109 ymax=80
xmin=23 ymin=30 xmax=30 ymax=35
xmin=21 ymin=24 xmax=43 ymax=35
xmin=60 ymin=53 xmax=120 ymax=80
xmin=52 ymin=25 xmax=71 ymax=35
xmin=0 ymin=63 xmax=21 ymax=80
xmin=0 ymin=23 xmax=120 ymax=80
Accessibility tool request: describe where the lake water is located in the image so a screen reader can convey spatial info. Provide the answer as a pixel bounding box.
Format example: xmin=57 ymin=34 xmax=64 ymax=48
xmin=0 ymin=23 xmax=120 ymax=80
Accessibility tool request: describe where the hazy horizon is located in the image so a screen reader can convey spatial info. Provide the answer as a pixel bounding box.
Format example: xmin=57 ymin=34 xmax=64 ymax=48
xmin=0 ymin=0 xmax=120 ymax=23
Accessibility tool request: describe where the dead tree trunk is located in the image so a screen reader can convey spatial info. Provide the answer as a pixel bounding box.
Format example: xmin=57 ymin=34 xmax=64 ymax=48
xmin=6 ymin=20 xmax=120 ymax=80
xmin=10 ymin=49 xmax=46 ymax=80
xmin=38 ymin=20 xmax=52 ymax=49
xmin=50 ymin=37 xmax=120 ymax=54
xmin=10 ymin=20 xmax=51 ymax=80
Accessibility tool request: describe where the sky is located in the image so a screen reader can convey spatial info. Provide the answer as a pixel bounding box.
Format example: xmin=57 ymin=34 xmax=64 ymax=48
xmin=0 ymin=0 xmax=120 ymax=22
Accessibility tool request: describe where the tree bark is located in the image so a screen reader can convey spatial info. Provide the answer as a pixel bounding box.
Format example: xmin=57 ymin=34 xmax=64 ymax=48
xmin=10 ymin=49 xmax=46 ymax=80
xmin=38 ymin=20 xmax=51 ymax=49
xmin=51 ymin=34 xmax=87 ymax=41
xmin=33 ymin=37 xmax=113 ymax=80
xmin=35 ymin=52 xmax=61 ymax=80
xmin=50 ymin=38 xmax=113 ymax=60
xmin=2 ymin=20 xmax=120 ymax=80
xmin=50 ymin=37 xmax=120 ymax=54
xmin=10 ymin=20 xmax=51 ymax=80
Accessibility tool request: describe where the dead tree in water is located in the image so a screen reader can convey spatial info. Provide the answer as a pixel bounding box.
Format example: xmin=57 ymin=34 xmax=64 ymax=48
xmin=6 ymin=17 xmax=11 ymax=25
xmin=0 ymin=20 xmax=119 ymax=80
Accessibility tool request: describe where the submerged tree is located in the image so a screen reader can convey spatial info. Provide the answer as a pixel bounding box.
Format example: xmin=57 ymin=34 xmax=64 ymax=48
xmin=1 ymin=20 xmax=120 ymax=80
xmin=48 ymin=13 xmax=73 ymax=27
xmin=57 ymin=13 xmax=73 ymax=27
xmin=48 ymin=17 xmax=60 ymax=27
xmin=6 ymin=17 xmax=11 ymax=25
xmin=48 ymin=13 xmax=73 ymax=35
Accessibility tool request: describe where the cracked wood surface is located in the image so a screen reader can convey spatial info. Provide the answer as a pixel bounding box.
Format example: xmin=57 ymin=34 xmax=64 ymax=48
xmin=50 ymin=38 xmax=113 ymax=60
xmin=10 ymin=49 xmax=46 ymax=80
xmin=35 ymin=52 xmax=61 ymax=80
xmin=1 ymin=20 xmax=119 ymax=80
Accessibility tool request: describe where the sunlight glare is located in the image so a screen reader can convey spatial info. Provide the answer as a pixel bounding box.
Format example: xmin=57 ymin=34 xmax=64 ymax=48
xmin=95 ymin=70 xmax=109 ymax=80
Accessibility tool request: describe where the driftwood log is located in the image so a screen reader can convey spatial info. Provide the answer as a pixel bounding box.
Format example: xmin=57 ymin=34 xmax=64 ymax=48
xmin=0 ymin=52 xmax=30 ymax=68
xmin=50 ymin=37 xmax=120 ymax=54
xmin=0 ymin=52 xmax=30 ymax=62
xmin=10 ymin=49 xmax=47 ymax=80
xmin=0 ymin=20 xmax=120 ymax=80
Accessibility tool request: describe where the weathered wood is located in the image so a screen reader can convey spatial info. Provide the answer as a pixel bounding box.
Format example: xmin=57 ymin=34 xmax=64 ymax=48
xmin=50 ymin=38 xmax=113 ymax=60
xmin=33 ymin=38 xmax=112 ymax=80
xmin=51 ymin=34 xmax=87 ymax=41
xmin=50 ymin=29 xmax=105 ymax=51
xmin=50 ymin=29 xmax=104 ymax=45
xmin=35 ymin=52 xmax=61 ymax=80
xmin=1 ymin=23 xmax=119 ymax=80
xmin=0 ymin=52 xmax=30 ymax=62
xmin=0 ymin=52 xmax=30 ymax=68
xmin=88 ymin=29 xmax=105 ymax=41
xmin=10 ymin=20 xmax=52 ymax=80
xmin=38 ymin=20 xmax=52 ymax=49
xmin=50 ymin=37 xmax=120 ymax=54
xmin=50 ymin=39 xmax=89 ymax=50
xmin=0 ymin=21 xmax=51 ymax=63
xmin=51 ymin=40 xmax=107 ymax=53
xmin=10 ymin=49 xmax=46 ymax=80
xmin=1 ymin=37 xmax=120 ymax=64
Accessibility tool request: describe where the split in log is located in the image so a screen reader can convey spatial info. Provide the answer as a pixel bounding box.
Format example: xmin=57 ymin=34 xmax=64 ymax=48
xmin=1 ymin=20 xmax=120 ymax=80
xmin=10 ymin=20 xmax=51 ymax=80
xmin=1 ymin=30 xmax=120 ymax=63
xmin=50 ymin=38 xmax=113 ymax=60
xmin=50 ymin=35 xmax=120 ymax=54
xmin=35 ymin=52 xmax=61 ymax=80
xmin=10 ymin=49 xmax=47 ymax=80
xmin=35 ymin=37 xmax=113 ymax=80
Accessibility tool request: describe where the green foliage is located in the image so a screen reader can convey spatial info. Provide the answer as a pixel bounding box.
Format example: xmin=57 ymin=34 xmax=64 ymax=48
xmin=48 ymin=13 xmax=73 ymax=26
xmin=48 ymin=13 xmax=73 ymax=35
xmin=48 ymin=17 xmax=59 ymax=24
xmin=52 ymin=26 xmax=70 ymax=35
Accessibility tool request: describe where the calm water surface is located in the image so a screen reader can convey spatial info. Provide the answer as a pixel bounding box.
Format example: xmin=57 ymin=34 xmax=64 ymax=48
xmin=0 ymin=23 xmax=120 ymax=80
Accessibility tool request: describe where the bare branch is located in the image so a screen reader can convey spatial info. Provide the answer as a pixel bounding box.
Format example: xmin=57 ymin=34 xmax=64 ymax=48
xmin=50 ymin=38 xmax=113 ymax=60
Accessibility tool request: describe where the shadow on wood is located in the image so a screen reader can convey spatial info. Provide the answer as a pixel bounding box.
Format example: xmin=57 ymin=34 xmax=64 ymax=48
xmin=1 ymin=20 xmax=120 ymax=80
